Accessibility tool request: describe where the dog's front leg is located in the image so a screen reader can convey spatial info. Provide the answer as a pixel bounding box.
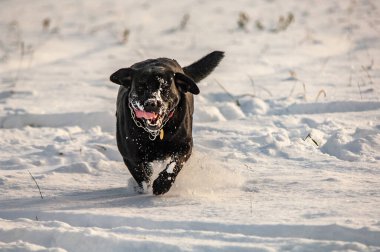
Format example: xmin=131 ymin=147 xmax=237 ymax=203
xmin=152 ymin=154 xmax=190 ymax=195
xmin=123 ymin=158 xmax=153 ymax=193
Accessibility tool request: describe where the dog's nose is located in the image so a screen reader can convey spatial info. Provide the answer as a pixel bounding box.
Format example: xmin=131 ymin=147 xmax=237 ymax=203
xmin=144 ymin=99 xmax=162 ymax=112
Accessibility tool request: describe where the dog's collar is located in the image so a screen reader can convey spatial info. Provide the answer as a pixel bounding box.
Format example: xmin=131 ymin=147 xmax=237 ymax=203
xmin=128 ymin=101 xmax=175 ymax=141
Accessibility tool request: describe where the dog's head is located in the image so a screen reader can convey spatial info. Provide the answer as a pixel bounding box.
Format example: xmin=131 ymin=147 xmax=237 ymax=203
xmin=110 ymin=58 xmax=199 ymax=131
xmin=110 ymin=51 xmax=224 ymax=132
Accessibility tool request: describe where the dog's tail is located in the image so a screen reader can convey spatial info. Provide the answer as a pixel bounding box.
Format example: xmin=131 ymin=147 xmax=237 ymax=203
xmin=183 ymin=51 xmax=224 ymax=83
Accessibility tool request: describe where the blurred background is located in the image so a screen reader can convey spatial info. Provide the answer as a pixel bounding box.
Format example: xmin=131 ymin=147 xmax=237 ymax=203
xmin=1 ymin=0 xmax=379 ymax=117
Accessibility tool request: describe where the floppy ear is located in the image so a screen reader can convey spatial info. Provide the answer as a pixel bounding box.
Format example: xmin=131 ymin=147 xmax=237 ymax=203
xmin=183 ymin=51 xmax=224 ymax=83
xmin=174 ymin=72 xmax=200 ymax=95
xmin=110 ymin=68 xmax=134 ymax=87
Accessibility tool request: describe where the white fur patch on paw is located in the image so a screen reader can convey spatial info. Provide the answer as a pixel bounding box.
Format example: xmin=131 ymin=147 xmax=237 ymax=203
xmin=166 ymin=162 xmax=176 ymax=174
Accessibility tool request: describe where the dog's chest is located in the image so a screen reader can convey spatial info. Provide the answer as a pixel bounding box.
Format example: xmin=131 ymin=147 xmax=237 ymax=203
xmin=127 ymin=122 xmax=189 ymax=161
xmin=132 ymin=136 xmax=177 ymax=161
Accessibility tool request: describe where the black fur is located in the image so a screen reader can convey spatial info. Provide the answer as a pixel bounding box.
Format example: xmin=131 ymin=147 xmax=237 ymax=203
xmin=110 ymin=51 xmax=224 ymax=195
xmin=183 ymin=51 xmax=224 ymax=83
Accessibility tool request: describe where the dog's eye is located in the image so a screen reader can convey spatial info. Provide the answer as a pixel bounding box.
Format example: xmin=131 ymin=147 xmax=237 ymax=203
xmin=135 ymin=83 xmax=146 ymax=92
xmin=165 ymin=78 xmax=175 ymax=89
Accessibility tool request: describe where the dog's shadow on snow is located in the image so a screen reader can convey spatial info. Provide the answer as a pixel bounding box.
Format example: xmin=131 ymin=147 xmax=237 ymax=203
xmin=0 ymin=187 xmax=186 ymax=216
xmin=59 ymin=187 xmax=180 ymax=210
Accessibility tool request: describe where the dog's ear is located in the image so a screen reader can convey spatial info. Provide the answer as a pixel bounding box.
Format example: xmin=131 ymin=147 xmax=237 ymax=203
xmin=174 ymin=72 xmax=200 ymax=95
xmin=110 ymin=68 xmax=134 ymax=87
xmin=183 ymin=51 xmax=224 ymax=83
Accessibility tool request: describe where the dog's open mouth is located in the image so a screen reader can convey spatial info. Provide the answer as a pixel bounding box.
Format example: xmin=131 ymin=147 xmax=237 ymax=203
xmin=133 ymin=108 xmax=165 ymax=130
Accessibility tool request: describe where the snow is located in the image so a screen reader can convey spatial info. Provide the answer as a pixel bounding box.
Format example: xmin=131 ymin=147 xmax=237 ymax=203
xmin=166 ymin=162 xmax=176 ymax=174
xmin=1 ymin=0 xmax=380 ymax=251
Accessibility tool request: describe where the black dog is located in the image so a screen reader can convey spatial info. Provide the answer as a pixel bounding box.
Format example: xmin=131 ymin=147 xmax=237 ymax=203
xmin=110 ymin=51 xmax=224 ymax=195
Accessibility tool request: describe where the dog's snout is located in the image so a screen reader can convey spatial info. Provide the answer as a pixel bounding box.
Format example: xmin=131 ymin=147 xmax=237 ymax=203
xmin=144 ymin=99 xmax=162 ymax=108
xmin=144 ymin=99 xmax=162 ymax=112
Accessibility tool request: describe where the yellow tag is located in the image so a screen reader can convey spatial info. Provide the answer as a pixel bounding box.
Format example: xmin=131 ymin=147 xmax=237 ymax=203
xmin=160 ymin=129 xmax=164 ymax=140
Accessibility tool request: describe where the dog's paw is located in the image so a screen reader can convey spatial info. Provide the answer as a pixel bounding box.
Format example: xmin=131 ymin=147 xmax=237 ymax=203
xmin=134 ymin=181 xmax=150 ymax=194
xmin=152 ymin=172 xmax=175 ymax=195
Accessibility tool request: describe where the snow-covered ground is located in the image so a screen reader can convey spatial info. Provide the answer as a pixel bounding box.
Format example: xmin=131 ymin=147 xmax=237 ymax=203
xmin=1 ymin=0 xmax=380 ymax=251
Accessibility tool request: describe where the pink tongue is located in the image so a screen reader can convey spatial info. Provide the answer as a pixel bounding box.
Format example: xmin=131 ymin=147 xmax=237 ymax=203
xmin=134 ymin=109 xmax=158 ymax=120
